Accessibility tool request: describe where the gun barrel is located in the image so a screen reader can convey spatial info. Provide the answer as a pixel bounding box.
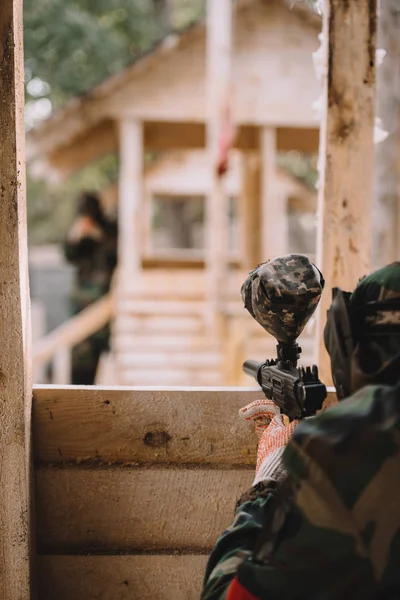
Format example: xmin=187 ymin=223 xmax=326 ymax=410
xmin=243 ymin=359 xmax=262 ymax=380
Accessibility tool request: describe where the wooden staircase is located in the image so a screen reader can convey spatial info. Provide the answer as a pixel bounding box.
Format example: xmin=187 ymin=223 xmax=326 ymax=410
xmin=112 ymin=269 xmax=316 ymax=386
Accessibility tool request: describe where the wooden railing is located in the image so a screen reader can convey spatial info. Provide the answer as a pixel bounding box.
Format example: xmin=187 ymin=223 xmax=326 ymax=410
xmin=33 ymin=294 xmax=113 ymax=384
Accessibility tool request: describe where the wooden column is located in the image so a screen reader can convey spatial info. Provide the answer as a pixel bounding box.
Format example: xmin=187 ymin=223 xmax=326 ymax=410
xmin=205 ymin=0 xmax=233 ymax=328
xmin=260 ymin=127 xmax=283 ymax=262
xmin=372 ymin=0 xmax=400 ymax=270
xmin=118 ymin=119 xmax=143 ymax=289
xmin=0 ymin=0 xmax=34 ymax=597
xmin=316 ymin=0 xmax=377 ymax=382
xmin=241 ymin=151 xmax=261 ymax=270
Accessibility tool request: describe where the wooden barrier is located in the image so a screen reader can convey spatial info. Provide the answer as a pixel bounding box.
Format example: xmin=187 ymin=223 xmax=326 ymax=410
xmin=0 ymin=0 xmax=34 ymax=597
xmin=32 ymin=385 xmax=337 ymax=600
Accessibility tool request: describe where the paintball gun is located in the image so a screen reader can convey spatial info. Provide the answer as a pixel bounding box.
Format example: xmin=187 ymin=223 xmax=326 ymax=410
xmin=241 ymin=254 xmax=327 ymax=420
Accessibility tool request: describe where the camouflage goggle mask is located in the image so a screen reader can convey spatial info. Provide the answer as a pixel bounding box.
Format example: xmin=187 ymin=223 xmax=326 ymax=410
xmin=324 ymin=287 xmax=400 ymax=400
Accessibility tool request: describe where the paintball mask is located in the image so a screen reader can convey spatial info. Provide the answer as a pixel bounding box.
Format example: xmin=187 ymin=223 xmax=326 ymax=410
xmin=324 ymin=286 xmax=400 ymax=400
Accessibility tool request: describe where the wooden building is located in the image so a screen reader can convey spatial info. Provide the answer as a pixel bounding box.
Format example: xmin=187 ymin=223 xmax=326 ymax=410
xmin=29 ymin=0 xmax=320 ymax=386
xmin=0 ymin=0 xmax=377 ymax=598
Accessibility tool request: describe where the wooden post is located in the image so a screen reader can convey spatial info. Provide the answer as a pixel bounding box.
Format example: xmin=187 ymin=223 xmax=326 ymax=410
xmin=241 ymin=151 xmax=261 ymax=270
xmin=205 ymin=0 xmax=233 ymax=329
xmin=117 ymin=119 xmax=143 ymax=289
xmin=316 ymin=0 xmax=377 ymax=382
xmin=372 ymin=0 xmax=400 ymax=269
xmin=52 ymin=348 xmax=72 ymax=385
xmin=260 ymin=127 xmax=282 ymax=262
xmin=0 ymin=0 xmax=34 ymax=597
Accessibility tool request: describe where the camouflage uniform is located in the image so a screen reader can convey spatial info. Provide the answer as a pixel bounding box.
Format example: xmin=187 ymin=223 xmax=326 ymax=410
xmin=202 ymin=262 xmax=400 ymax=600
xmin=64 ymin=196 xmax=117 ymax=385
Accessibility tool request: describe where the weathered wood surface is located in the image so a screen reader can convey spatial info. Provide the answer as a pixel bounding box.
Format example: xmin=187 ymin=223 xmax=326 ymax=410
xmin=205 ymin=0 xmax=232 ymax=329
xmin=33 ymin=387 xmax=259 ymax=465
xmin=0 ymin=0 xmax=34 ymax=597
xmin=33 ymin=386 xmax=337 ymax=465
xmin=316 ymin=0 xmax=377 ymax=382
xmin=372 ymin=0 xmax=400 ymax=269
xmin=118 ymin=118 xmax=142 ymax=283
xmin=242 ymin=152 xmax=261 ymax=269
xmin=36 ymin=468 xmax=252 ymax=553
xmin=37 ymin=555 xmax=208 ymax=600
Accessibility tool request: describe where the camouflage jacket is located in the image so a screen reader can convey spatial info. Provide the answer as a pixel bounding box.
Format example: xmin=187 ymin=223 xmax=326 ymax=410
xmin=202 ymin=383 xmax=400 ymax=600
xmin=64 ymin=221 xmax=118 ymax=311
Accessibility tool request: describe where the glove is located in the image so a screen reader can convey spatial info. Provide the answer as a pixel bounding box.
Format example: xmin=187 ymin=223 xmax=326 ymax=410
xmin=68 ymin=216 xmax=104 ymax=242
xmin=240 ymin=399 xmax=299 ymax=485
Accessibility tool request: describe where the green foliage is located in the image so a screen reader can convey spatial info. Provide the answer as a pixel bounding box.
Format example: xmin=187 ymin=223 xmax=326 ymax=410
xmin=27 ymin=154 xmax=119 ymax=246
xmin=24 ymin=0 xmax=205 ymax=245
xmin=23 ymin=0 xmax=205 ymax=109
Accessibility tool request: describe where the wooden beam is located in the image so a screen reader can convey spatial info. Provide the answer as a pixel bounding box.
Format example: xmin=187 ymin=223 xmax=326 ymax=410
xmin=0 ymin=0 xmax=34 ymax=597
xmin=47 ymin=119 xmax=118 ymax=178
xmin=316 ymin=0 xmax=377 ymax=382
xmin=33 ymin=386 xmax=337 ymax=465
xmin=205 ymin=0 xmax=233 ymax=329
xmin=260 ymin=127 xmax=281 ymax=261
xmin=36 ymin=468 xmax=253 ymax=553
xmin=372 ymin=0 xmax=400 ymax=269
xmin=38 ymin=555 xmax=208 ymax=600
xmin=117 ymin=119 xmax=143 ymax=284
xmin=241 ymin=152 xmax=261 ymax=268
xmin=38 ymin=123 xmax=320 ymax=179
xmin=33 ymin=387 xmax=259 ymax=465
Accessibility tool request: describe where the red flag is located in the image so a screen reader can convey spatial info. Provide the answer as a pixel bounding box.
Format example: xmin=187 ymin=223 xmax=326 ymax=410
xmin=217 ymin=90 xmax=236 ymax=178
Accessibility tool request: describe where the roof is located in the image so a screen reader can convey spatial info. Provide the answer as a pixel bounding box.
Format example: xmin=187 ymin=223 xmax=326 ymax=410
xmin=27 ymin=0 xmax=321 ymax=173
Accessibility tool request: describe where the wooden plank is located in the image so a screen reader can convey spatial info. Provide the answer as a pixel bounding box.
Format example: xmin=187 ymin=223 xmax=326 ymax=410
xmin=118 ymin=119 xmax=142 ymax=284
xmin=52 ymin=348 xmax=72 ymax=385
xmin=114 ymin=334 xmax=220 ymax=352
xmin=242 ymin=151 xmax=261 ymax=269
xmin=371 ymin=1 xmax=400 ymax=269
xmin=36 ymin=468 xmax=253 ymax=553
xmin=120 ymin=370 xmax=223 ymax=387
xmin=33 ymin=387 xmax=259 ymax=465
xmin=33 ymin=386 xmax=337 ymax=465
xmin=113 ymin=315 xmax=203 ymax=335
xmin=117 ymin=299 xmax=206 ymax=316
xmin=316 ymin=0 xmax=377 ymax=382
xmin=205 ymin=0 xmax=233 ymax=331
xmin=118 ymin=351 xmax=222 ymax=369
xmin=38 ymin=555 xmax=208 ymax=600
xmin=0 ymin=0 xmax=34 ymax=597
xmin=260 ymin=127 xmax=280 ymax=260
xmin=117 ymin=269 xmax=245 ymax=299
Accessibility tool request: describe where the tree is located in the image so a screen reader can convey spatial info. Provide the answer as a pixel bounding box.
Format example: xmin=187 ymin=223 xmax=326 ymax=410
xmin=23 ymin=0 xmax=205 ymax=245
xmin=372 ymin=0 xmax=400 ymax=268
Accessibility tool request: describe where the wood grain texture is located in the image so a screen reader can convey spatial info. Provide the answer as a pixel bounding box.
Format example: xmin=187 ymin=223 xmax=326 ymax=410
xmin=316 ymin=0 xmax=377 ymax=382
xmin=33 ymin=387 xmax=337 ymax=465
xmin=37 ymin=555 xmax=208 ymax=600
xmin=36 ymin=467 xmax=252 ymax=552
xmin=33 ymin=387 xmax=259 ymax=465
xmin=0 ymin=0 xmax=34 ymax=597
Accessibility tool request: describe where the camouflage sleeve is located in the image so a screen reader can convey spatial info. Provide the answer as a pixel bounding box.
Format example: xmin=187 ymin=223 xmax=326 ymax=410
xmin=201 ymin=389 xmax=391 ymax=599
xmin=201 ymin=484 xmax=277 ymax=600
xmin=64 ymin=237 xmax=99 ymax=264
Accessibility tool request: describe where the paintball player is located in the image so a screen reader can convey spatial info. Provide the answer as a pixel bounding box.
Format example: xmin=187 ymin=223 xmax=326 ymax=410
xmin=64 ymin=191 xmax=118 ymax=384
xmin=202 ymin=256 xmax=400 ymax=599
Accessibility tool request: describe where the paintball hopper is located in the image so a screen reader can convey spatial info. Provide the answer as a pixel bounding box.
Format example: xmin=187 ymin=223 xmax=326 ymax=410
xmin=241 ymin=254 xmax=325 ymax=344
